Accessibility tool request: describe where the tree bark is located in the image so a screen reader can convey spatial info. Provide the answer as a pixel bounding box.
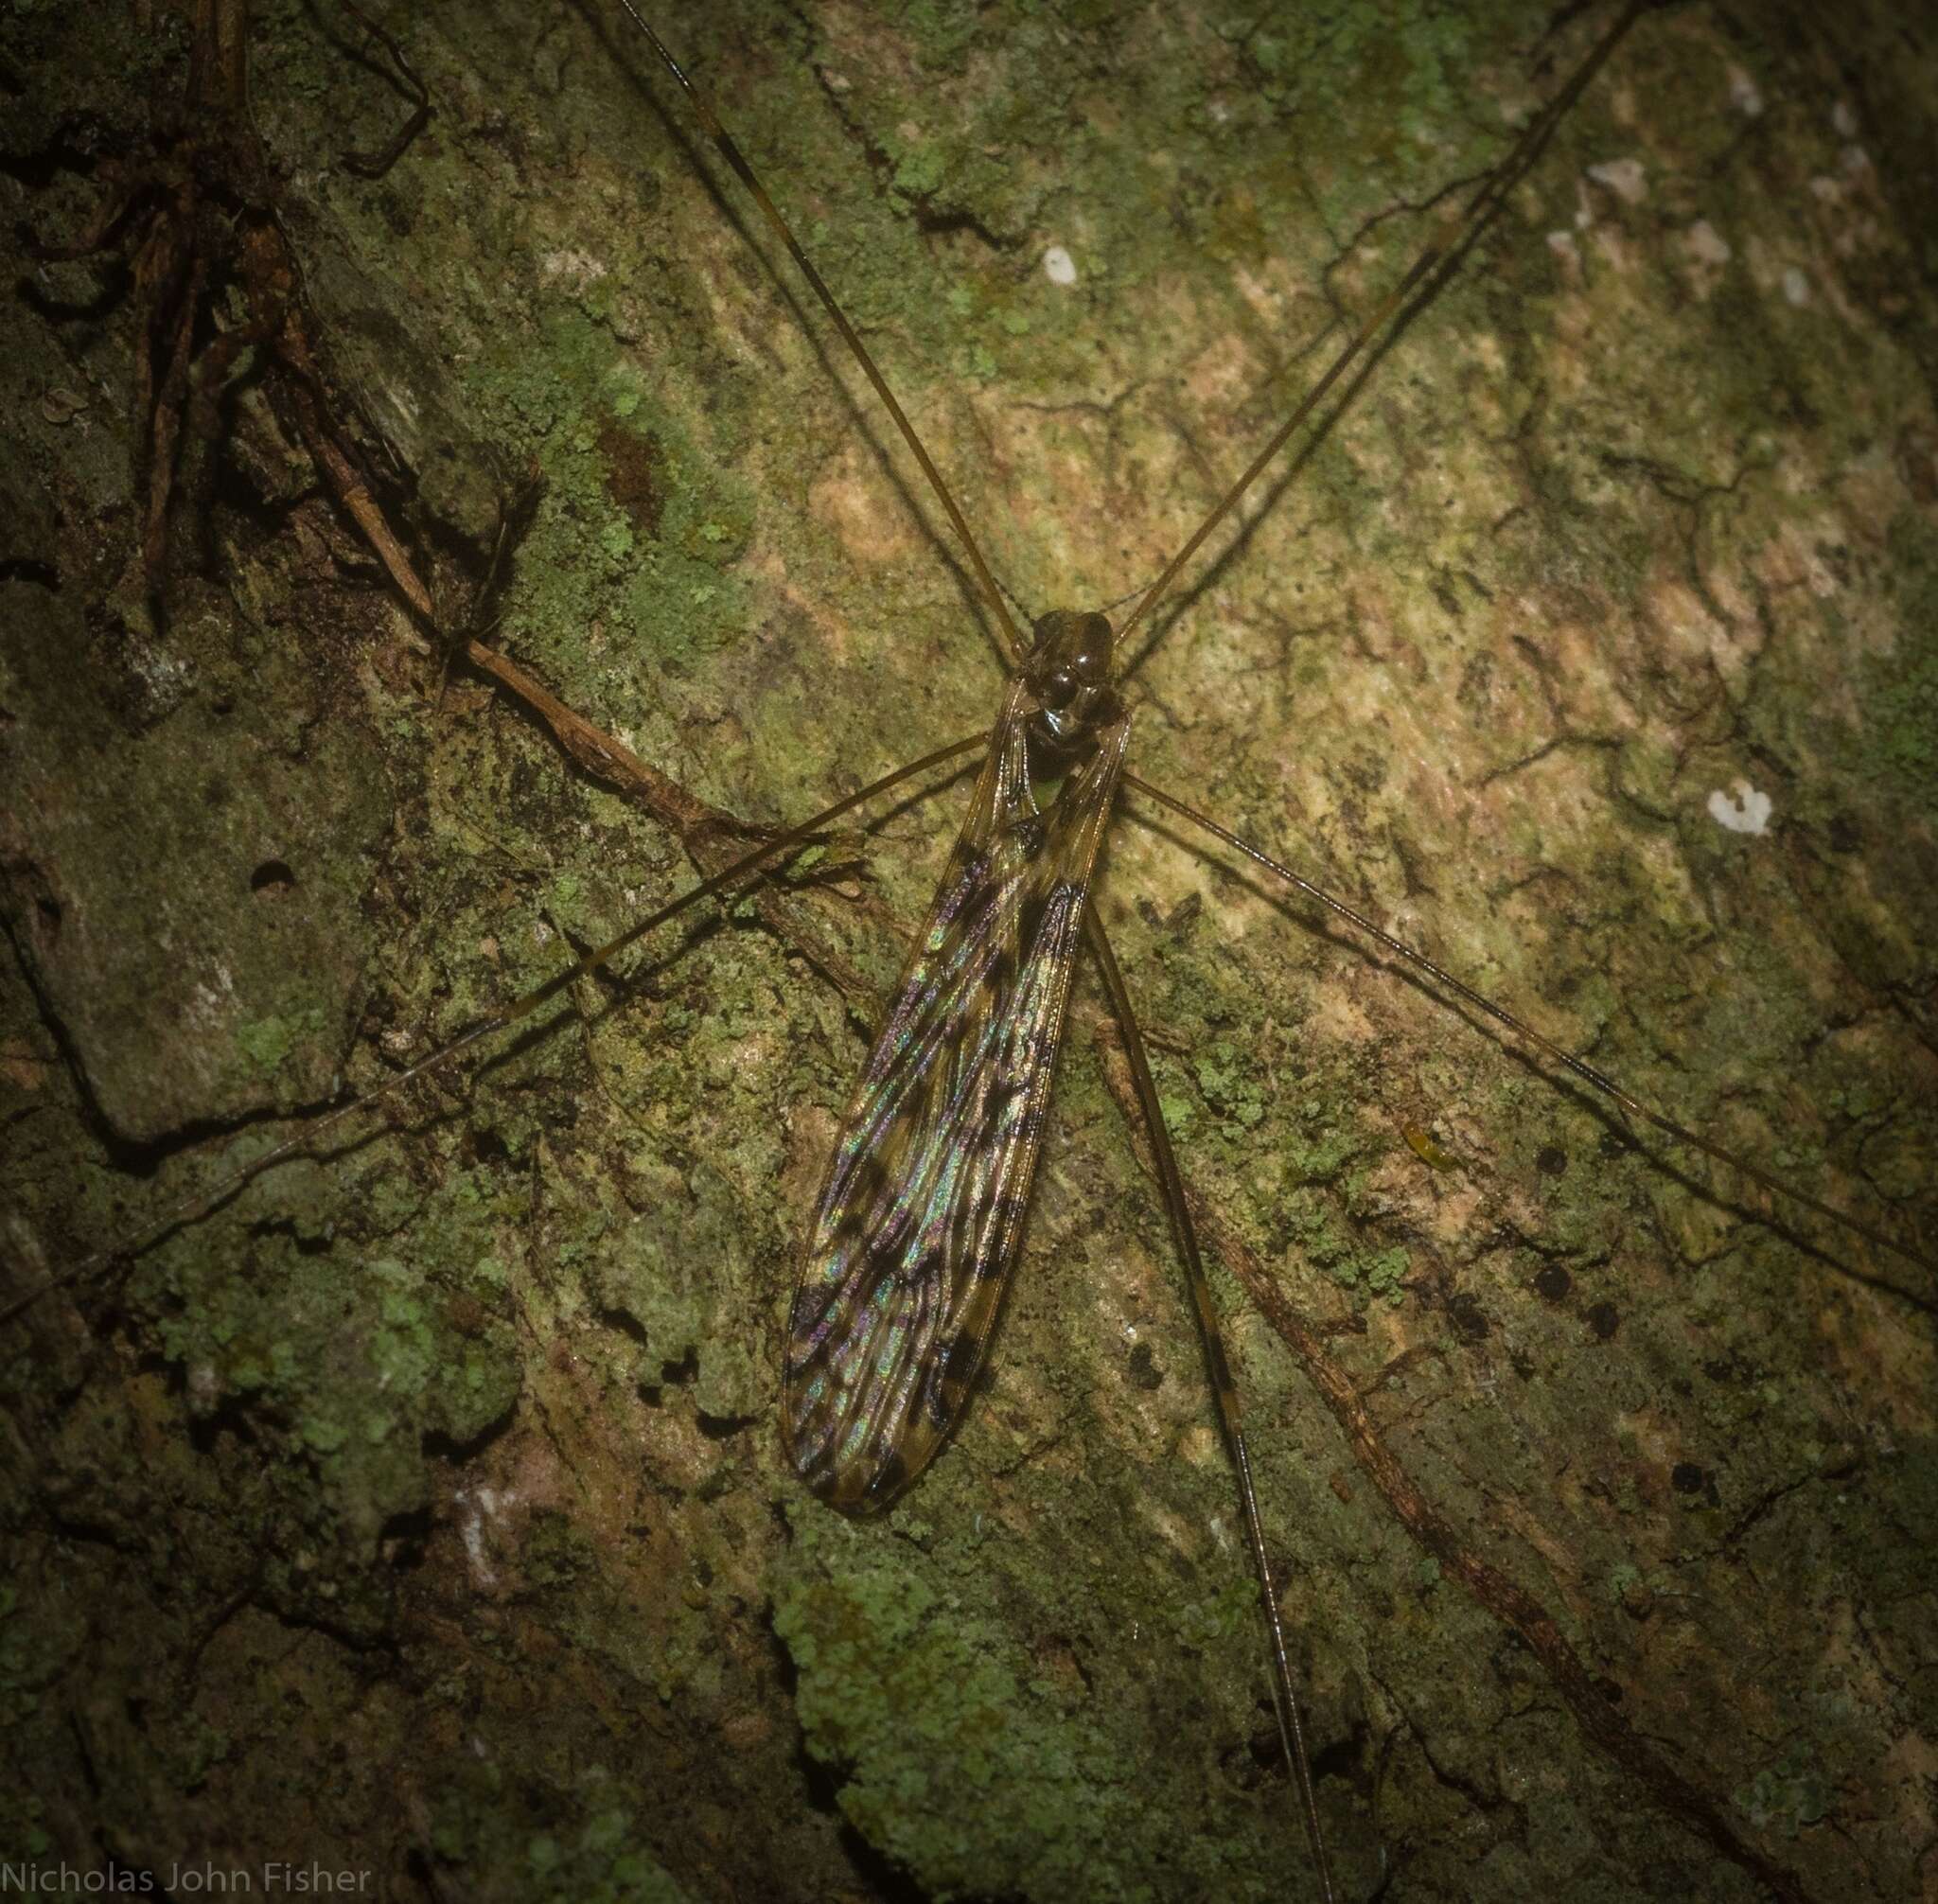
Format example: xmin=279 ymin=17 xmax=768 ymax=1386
xmin=3 ymin=3 xmax=1933 ymax=1900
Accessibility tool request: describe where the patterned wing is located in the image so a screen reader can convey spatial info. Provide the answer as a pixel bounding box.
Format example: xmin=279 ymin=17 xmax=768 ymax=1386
xmin=783 ymin=679 xmax=1132 ymax=1512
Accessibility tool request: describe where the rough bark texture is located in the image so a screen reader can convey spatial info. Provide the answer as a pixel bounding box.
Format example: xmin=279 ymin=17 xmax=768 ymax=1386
xmin=3 ymin=3 xmax=1934 ymax=1901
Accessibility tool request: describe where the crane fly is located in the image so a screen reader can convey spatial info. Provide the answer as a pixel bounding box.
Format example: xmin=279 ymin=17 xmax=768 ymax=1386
xmin=8 ymin=3 xmax=1929 ymax=1904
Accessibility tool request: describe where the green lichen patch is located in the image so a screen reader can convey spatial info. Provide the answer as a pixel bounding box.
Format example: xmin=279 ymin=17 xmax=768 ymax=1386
xmin=773 ymin=1507 xmax=1294 ymax=1902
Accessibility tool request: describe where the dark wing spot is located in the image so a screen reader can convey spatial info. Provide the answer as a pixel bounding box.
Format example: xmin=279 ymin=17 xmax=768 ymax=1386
xmin=1014 ymin=889 xmax=1050 ymax=952
xmin=902 ymin=1247 xmax=944 ymax=1294
xmin=974 ymin=1233 xmax=1012 ymax=1282
xmin=988 ymin=941 xmax=1018 ymax=996
xmin=845 ymin=1148 xmax=890 ymax=1211
xmin=942 ymin=1329 xmax=981 ymax=1392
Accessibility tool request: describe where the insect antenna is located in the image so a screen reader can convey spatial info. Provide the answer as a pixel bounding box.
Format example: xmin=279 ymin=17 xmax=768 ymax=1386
xmin=1084 ymin=905 xmax=1338 ymax=1903
xmin=2 ymin=735 xmax=987 ymax=1329
xmin=1115 ymin=0 xmax=1653 ymax=676
xmin=1121 ymin=771 xmax=1933 ymax=1283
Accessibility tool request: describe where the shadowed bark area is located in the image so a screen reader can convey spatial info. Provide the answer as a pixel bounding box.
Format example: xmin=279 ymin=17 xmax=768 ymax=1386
xmin=2 ymin=3 xmax=1933 ymax=1901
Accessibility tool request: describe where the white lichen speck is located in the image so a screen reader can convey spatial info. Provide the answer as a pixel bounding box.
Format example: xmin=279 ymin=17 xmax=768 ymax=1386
xmin=454 ymin=1485 xmax=519 ymax=1590
xmin=539 ymin=248 xmax=608 ymax=290
xmin=1586 ymin=157 xmax=1647 ymax=204
xmin=455 ymin=1488 xmax=496 ymax=1587
xmin=1686 ymin=220 xmax=1731 ymax=265
xmin=1042 ymin=244 xmax=1078 ymax=287
xmin=1707 ymin=779 xmax=1773 ymax=836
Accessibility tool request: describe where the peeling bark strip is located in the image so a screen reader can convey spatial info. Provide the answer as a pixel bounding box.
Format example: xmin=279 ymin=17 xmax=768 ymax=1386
xmin=2 ymin=3 xmax=1933 ymax=1902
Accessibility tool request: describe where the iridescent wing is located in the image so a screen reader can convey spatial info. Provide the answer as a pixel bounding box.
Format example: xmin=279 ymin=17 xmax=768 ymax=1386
xmin=783 ymin=677 xmax=1132 ymax=1512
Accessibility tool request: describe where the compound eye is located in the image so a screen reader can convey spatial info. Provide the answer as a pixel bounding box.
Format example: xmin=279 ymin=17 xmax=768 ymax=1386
xmin=1040 ymin=668 xmax=1078 ymax=711
xmin=1073 ymin=614 xmax=1113 ymax=682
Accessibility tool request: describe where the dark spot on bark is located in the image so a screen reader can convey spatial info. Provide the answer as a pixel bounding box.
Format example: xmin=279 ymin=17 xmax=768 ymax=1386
xmin=595 ymin=419 xmax=664 ymax=535
xmin=1534 ymin=1263 xmax=1572 ymax=1302
xmin=1587 ymin=1300 xmax=1620 ymax=1340
xmin=1448 ymin=1291 xmax=1490 ymax=1340
xmin=250 ymin=858 xmax=294 ymax=898
xmin=1127 ymin=1341 xmax=1161 ymax=1390
xmin=379 ymin=1506 xmax=432 ymax=1572
xmin=1536 ymin=1143 xmax=1568 ymax=1177
xmin=467 ymin=1124 xmax=510 ymax=1167
xmin=444 ymin=1293 xmax=486 ymax=1336
xmin=376 ymin=188 xmax=414 ymax=238
xmin=1898 ymin=422 xmax=1938 ymax=502
xmin=1670 ymin=1461 xmax=1707 ymax=1494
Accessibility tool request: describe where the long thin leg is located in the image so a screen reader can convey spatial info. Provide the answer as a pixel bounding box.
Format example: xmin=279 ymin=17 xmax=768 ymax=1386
xmin=5 ymin=733 xmax=989 ymax=1326
xmin=335 ymin=0 xmax=432 ymax=181
xmin=1122 ymin=771 xmax=1931 ymax=1280
xmin=1114 ymin=0 xmax=1651 ymax=657
xmin=615 ymin=5 xmax=1026 ymax=669
xmin=1083 ymin=903 xmax=1337 ymax=1904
